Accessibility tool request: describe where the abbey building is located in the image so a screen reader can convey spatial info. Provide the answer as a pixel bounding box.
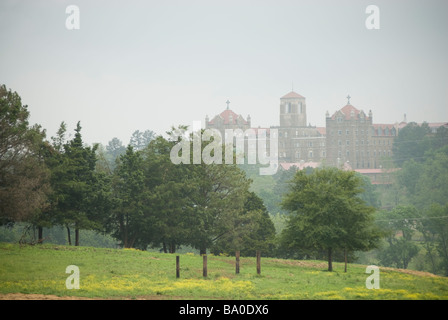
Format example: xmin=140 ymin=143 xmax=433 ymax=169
xmin=205 ymin=91 xmax=446 ymax=172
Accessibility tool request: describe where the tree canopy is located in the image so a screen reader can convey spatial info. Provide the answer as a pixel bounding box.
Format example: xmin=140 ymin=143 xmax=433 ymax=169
xmin=280 ymin=167 xmax=382 ymax=271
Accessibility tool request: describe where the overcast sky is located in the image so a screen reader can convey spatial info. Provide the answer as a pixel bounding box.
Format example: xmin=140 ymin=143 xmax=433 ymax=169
xmin=1 ymin=0 xmax=447 ymax=145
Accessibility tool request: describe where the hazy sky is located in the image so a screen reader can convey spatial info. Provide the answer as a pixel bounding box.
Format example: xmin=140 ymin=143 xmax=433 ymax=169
xmin=1 ymin=0 xmax=447 ymax=145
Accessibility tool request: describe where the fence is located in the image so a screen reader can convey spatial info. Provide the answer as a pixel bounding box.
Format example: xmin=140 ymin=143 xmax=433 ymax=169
xmin=176 ymin=250 xmax=261 ymax=279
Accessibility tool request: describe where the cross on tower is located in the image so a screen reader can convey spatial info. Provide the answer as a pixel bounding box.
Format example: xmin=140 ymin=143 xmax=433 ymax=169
xmin=347 ymin=95 xmax=351 ymax=105
xmin=226 ymin=99 xmax=230 ymax=110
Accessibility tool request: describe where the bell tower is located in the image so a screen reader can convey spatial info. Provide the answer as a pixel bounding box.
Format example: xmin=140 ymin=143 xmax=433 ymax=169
xmin=280 ymin=91 xmax=307 ymax=127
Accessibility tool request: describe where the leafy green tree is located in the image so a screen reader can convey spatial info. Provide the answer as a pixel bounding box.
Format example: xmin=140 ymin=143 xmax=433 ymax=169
xmin=142 ymin=135 xmax=191 ymax=253
xmin=413 ymin=146 xmax=448 ymax=209
xmin=212 ymin=191 xmax=276 ymax=257
xmin=0 ymin=84 xmax=51 ymax=226
xmin=187 ymin=160 xmax=251 ymax=255
xmin=281 ymin=167 xmax=381 ymax=271
xmin=168 ymin=128 xmax=252 ymax=255
xmin=392 ymin=122 xmax=431 ymax=166
xmin=418 ymin=204 xmax=448 ymax=276
xmin=376 ymin=206 xmax=420 ymax=269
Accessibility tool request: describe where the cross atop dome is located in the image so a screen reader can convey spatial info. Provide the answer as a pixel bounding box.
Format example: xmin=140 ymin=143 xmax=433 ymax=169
xmin=346 ymin=95 xmax=351 ymax=105
xmin=226 ymin=99 xmax=230 ymax=110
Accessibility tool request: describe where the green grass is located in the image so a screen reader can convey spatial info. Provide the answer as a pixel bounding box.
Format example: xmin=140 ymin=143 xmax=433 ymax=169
xmin=1 ymin=243 xmax=448 ymax=299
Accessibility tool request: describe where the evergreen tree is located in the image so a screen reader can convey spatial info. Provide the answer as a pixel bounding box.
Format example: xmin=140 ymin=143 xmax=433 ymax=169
xmin=108 ymin=145 xmax=149 ymax=248
xmin=49 ymin=122 xmax=100 ymax=245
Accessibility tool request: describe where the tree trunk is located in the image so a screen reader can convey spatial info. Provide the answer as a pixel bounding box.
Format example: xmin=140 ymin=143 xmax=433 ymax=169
xmin=75 ymin=228 xmax=79 ymax=246
xmin=38 ymin=226 xmax=43 ymax=244
xmin=235 ymin=251 xmax=240 ymax=274
xmin=328 ymin=247 xmax=333 ymax=272
xmin=344 ymin=248 xmax=347 ymax=273
xmin=67 ymin=226 xmax=72 ymax=246
xmin=200 ymin=246 xmax=206 ymax=255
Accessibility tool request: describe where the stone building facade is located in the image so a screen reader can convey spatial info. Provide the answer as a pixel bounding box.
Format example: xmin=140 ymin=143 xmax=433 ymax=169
xmin=273 ymin=91 xmax=326 ymax=163
xmin=205 ymin=91 xmax=446 ymax=170
xmin=325 ymin=102 xmax=397 ymax=169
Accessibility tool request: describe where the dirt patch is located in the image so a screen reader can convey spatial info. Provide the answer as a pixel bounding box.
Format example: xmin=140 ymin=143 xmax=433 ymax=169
xmin=380 ymin=266 xmax=440 ymax=278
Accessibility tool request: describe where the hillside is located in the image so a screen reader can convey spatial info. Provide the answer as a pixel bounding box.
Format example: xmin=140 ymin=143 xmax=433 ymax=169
xmin=1 ymin=243 xmax=447 ymax=300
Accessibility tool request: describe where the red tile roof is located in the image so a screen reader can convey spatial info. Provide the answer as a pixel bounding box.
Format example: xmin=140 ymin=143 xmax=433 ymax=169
xmin=281 ymin=91 xmax=305 ymax=99
xmin=331 ymin=104 xmax=370 ymax=121
xmin=316 ymin=127 xmax=326 ymax=135
xmin=208 ymin=109 xmax=248 ymax=125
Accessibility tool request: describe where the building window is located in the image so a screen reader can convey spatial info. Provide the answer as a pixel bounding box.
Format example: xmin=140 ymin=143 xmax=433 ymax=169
xmin=346 ymin=130 xmax=350 ymax=135
xmin=284 ymin=132 xmax=288 ymax=138
xmin=346 ymin=140 xmax=350 ymax=146
xmin=346 ymin=151 xmax=350 ymax=157
xmin=338 ymin=130 xmax=342 ymax=135
xmin=299 ymin=102 xmax=303 ymax=113
xmin=308 ymin=142 xmax=313 ymax=147
xmin=338 ymin=140 xmax=342 ymax=146
xmin=309 ymin=151 xmax=313 ymax=158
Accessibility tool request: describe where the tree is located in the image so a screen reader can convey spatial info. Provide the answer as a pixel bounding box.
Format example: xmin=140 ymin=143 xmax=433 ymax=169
xmin=0 ymin=84 xmax=50 ymax=226
xmin=129 ymin=130 xmax=155 ymax=151
xmin=106 ymin=137 xmax=126 ymax=160
xmin=212 ymin=191 xmax=276 ymax=257
xmin=392 ymin=122 xmax=431 ymax=166
xmin=281 ymin=167 xmax=381 ymax=271
xmin=142 ymin=135 xmax=191 ymax=253
xmin=418 ymin=204 xmax=448 ymax=276
xmin=187 ymin=158 xmax=251 ymax=255
xmin=168 ymin=127 xmax=252 ymax=255
xmin=413 ymin=146 xmax=448 ymax=209
xmin=376 ymin=206 xmax=420 ymax=269
xmin=49 ymin=122 xmax=100 ymax=245
xmin=107 ymin=145 xmax=150 ymax=248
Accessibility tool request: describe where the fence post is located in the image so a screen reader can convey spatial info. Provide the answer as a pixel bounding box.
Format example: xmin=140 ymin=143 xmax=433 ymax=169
xmin=203 ymin=254 xmax=207 ymax=278
xmin=176 ymin=255 xmax=180 ymax=278
xmin=235 ymin=251 xmax=240 ymax=274
xmin=256 ymin=251 xmax=261 ymax=275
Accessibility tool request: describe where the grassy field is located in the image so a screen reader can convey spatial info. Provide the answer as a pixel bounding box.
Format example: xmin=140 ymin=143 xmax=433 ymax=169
xmin=1 ymin=243 xmax=448 ymax=300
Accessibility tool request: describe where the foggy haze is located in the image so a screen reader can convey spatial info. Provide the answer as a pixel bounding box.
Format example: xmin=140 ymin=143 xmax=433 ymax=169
xmin=1 ymin=0 xmax=447 ymax=145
